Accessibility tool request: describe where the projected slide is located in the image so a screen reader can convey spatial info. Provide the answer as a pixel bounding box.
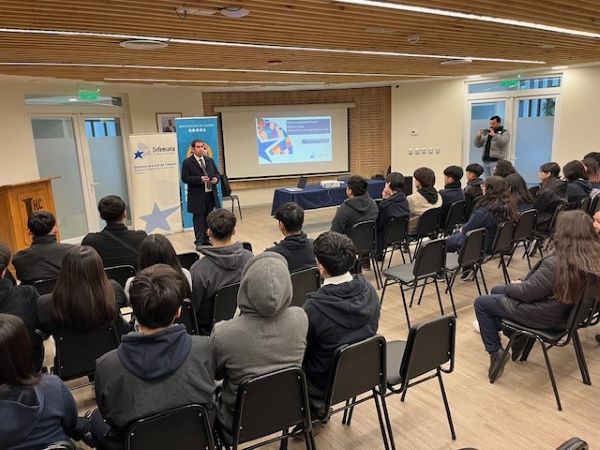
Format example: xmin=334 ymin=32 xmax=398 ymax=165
xmin=256 ymin=116 xmax=332 ymax=164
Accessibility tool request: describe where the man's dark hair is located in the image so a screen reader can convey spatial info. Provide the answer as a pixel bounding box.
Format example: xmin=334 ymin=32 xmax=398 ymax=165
xmin=413 ymin=167 xmax=435 ymax=188
xmin=27 ymin=211 xmax=56 ymax=237
xmin=443 ymin=166 xmax=463 ymax=183
xmin=190 ymin=139 xmax=205 ymax=149
xmin=346 ymin=175 xmax=368 ymax=197
xmin=207 ymin=208 xmax=236 ymax=240
xmin=490 ymin=115 xmax=502 ymax=123
xmin=539 ymin=162 xmax=561 ymax=178
xmin=0 ymin=242 xmax=10 ymax=274
xmin=313 ymin=231 xmax=356 ymax=277
xmin=563 ymin=160 xmax=587 ymax=182
xmin=129 ymin=264 xmax=186 ymax=329
xmin=274 ymin=202 xmax=304 ymax=233
xmin=385 ymin=172 xmax=404 ymax=192
xmin=493 ymin=160 xmax=516 ymax=178
xmin=584 ymin=152 xmax=600 ymax=165
xmin=465 ymin=163 xmax=484 ymax=177
xmin=97 ymin=195 xmax=127 ymax=223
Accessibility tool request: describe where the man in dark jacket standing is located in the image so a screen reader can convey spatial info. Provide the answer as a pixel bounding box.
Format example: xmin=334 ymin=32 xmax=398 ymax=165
xmin=303 ymin=232 xmax=380 ymax=413
xmin=181 ymin=139 xmax=221 ymax=248
xmin=331 ymin=175 xmax=378 ymax=236
xmin=376 ymin=172 xmax=409 ymax=257
xmin=12 ymin=211 xmax=74 ymax=284
xmin=90 ymin=264 xmax=216 ymax=450
xmin=267 ymin=202 xmax=316 ymax=272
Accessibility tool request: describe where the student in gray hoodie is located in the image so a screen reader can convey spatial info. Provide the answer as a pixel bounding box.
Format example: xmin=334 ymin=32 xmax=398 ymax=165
xmin=191 ymin=209 xmax=253 ymax=330
xmin=210 ymin=252 xmax=308 ymax=441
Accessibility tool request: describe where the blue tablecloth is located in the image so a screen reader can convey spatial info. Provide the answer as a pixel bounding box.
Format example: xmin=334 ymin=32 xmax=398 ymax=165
xmin=271 ymin=179 xmax=385 ymax=215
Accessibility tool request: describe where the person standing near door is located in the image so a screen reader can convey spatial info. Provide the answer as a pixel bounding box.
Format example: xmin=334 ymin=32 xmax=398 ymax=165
xmin=181 ymin=139 xmax=221 ymax=248
xmin=474 ymin=115 xmax=510 ymax=178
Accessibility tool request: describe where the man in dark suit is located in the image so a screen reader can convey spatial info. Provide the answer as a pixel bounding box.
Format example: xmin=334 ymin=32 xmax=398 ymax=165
xmin=181 ymin=139 xmax=221 ymax=247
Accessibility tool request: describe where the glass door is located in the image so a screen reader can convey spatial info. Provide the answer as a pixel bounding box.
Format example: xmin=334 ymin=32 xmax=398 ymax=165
xmin=467 ymin=101 xmax=507 ymax=168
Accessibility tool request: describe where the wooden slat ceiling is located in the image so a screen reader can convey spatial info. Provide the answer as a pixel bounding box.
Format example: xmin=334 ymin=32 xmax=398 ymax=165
xmin=1 ymin=0 xmax=600 ymax=87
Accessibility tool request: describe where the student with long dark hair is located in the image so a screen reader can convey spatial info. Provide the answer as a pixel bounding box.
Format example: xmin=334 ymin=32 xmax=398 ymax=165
xmin=533 ymin=162 xmax=567 ymax=231
xmin=505 ymin=173 xmax=534 ymax=212
xmin=474 ymin=210 xmax=600 ymax=381
xmin=582 ymin=157 xmax=600 ymax=198
xmin=0 ymin=314 xmax=90 ymax=448
xmin=563 ymin=160 xmax=592 ymax=208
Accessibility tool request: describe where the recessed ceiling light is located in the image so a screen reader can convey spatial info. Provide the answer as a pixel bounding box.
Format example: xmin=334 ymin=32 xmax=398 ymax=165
xmin=551 ymin=65 xmax=568 ymax=70
xmin=440 ymin=58 xmax=472 ymax=65
xmin=219 ymin=7 xmax=250 ymax=18
xmin=467 ymin=75 xmax=482 ymax=79
xmin=539 ymin=44 xmax=555 ymax=49
xmin=336 ymin=0 xmax=600 ymax=39
xmin=68 ymin=97 xmax=78 ymax=101
xmin=407 ymin=34 xmax=420 ymax=44
xmin=119 ymin=39 xmax=169 ymax=50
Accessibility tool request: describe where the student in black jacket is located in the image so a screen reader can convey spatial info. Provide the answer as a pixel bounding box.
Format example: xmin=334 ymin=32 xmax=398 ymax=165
xmin=303 ymin=232 xmax=380 ymax=414
xmin=563 ymin=160 xmax=592 ymax=209
xmin=267 ymin=202 xmax=316 ymax=272
xmin=533 ymin=162 xmax=567 ymax=231
xmin=376 ymin=172 xmax=409 ymax=257
xmin=439 ymin=165 xmax=465 ymax=225
xmin=464 ymin=163 xmax=484 ymax=206
xmin=12 ymin=211 xmax=74 ymax=285
xmin=331 ymin=175 xmax=378 ymax=236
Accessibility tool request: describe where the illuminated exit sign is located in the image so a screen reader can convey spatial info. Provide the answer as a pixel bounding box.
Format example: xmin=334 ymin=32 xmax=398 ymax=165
xmin=78 ymin=89 xmax=100 ymax=101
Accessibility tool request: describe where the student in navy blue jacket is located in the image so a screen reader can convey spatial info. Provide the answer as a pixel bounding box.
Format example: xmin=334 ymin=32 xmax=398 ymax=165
xmin=376 ymin=172 xmax=409 ymax=257
xmin=439 ymin=166 xmax=466 ymax=227
xmin=446 ymin=176 xmax=519 ymax=254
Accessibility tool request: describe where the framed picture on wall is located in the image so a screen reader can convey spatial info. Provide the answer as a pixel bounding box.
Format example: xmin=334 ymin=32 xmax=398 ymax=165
xmin=156 ymin=112 xmax=182 ymax=133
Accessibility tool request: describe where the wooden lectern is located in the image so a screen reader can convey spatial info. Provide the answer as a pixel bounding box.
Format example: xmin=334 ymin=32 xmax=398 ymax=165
xmin=0 ymin=178 xmax=58 ymax=253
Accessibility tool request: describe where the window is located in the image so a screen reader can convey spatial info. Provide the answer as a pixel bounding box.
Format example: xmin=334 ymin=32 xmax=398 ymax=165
xmin=84 ymin=118 xmax=121 ymax=137
xmin=468 ymin=77 xmax=561 ymax=94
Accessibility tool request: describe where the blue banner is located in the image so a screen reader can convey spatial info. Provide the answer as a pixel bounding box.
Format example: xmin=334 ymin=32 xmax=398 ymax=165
xmin=175 ymin=117 xmax=222 ymax=229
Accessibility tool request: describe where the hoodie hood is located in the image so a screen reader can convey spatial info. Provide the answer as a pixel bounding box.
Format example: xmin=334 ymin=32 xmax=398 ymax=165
xmin=309 ymin=277 xmax=379 ymax=329
xmin=467 ymin=178 xmax=483 ymax=187
xmin=282 ymin=232 xmax=311 ymax=249
xmin=238 ymin=252 xmax=292 ymax=317
xmin=117 ymin=324 xmax=191 ymax=380
xmin=199 ymin=242 xmax=247 ymax=270
xmin=543 ymin=177 xmax=567 ymax=196
xmin=0 ymin=384 xmax=43 ymax=446
xmin=344 ymin=194 xmax=376 ymax=214
xmin=418 ymin=186 xmax=439 ymax=204
xmin=380 ymin=191 xmax=407 ymax=210
xmin=571 ymin=178 xmax=592 ymax=195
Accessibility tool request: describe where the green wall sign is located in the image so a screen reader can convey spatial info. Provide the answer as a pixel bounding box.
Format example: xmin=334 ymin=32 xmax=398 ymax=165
xmin=500 ymin=79 xmax=520 ymax=89
xmin=78 ymin=89 xmax=100 ymax=101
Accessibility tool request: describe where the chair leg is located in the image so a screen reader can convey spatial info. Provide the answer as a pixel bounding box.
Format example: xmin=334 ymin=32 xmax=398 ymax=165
xmin=346 ymin=396 xmax=357 ymax=425
xmin=400 ymin=382 xmax=409 ymax=402
xmin=540 ymin=342 xmax=562 ymax=411
xmin=409 ymin=281 xmax=419 ymax=308
xmin=416 ymin=278 xmax=427 ymax=305
xmin=381 ymin=248 xmax=388 ymax=270
xmin=305 ymin=428 xmax=317 ymax=450
xmin=523 ymin=241 xmax=532 ymax=270
xmin=236 ymin=198 xmax=242 ymax=220
xmin=379 ymin=391 xmax=396 ymax=450
xmin=444 ymin=272 xmax=457 ymax=318
xmin=399 ymin=285 xmax=411 ymax=329
xmin=371 ymin=255 xmax=383 ymax=290
xmin=372 ymin=390 xmax=391 ymax=450
xmin=342 ymin=399 xmax=351 ymax=424
xmin=280 ymin=428 xmax=289 ymax=450
xmin=500 ymin=255 xmax=511 ymax=284
xmin=519 ymin=338 xmax=535 ymax=362
xmin=433 ymin=278 xmax=445 ymax=316
xmin=572 ymin=331 xmax=592 ymax=385
xmin=380 ymin=279 xmax=389 ymax=306
xmin=478 ymin=264 xmax=489 ymax=295
xmin=506 ymin=243 xmax=517 ymax=267
xmin=437 ymin=369 xmax=457 ymax=440
xmin=473 ymin=266 xmax=482 ymax=296
xmin=399 ymin=245 xmax=406 ymax=264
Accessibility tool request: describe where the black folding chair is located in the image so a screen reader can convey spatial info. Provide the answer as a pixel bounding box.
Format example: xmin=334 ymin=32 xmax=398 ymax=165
xmin=380 ymin=239 xmax=449 ymax=328
xmin=318 ymin=335 xmax=395 ymax=450
xmin=349 ymin=220 xmax=383 ymax=289
xmin=126 ymin=404 xmax=215 ymax=450
xmin=105 ymin=265 xmax=136 ymax=288
xmin=588 ymin=194 xmax=600 ymax=216
xmin=386 ymin=315 xmax=457 ymax=440
xmin=221 ymin=173 xmax=243 ymax=219
xmin=464 ymin=195 xmax=482 ymax=223
xmin=223 ymin=367 xmax=316 ymax=450
xmin=53 ymin=325 xmax=120 ymax=388
xmin=439 ymin=200 xmax=467 ymax=237
xmin=381 ymin=216 xmax=409 ymax=268
xmin=42 ymin=441 xmax=76 ymax=450
xmin=407 ymin=207 xmax=440 ymax=261
xmin=175 ymin=299 xmax=200 ymax=335
xmin=507 ymin=209 xmax=537 ymax=270
xmin=290 ymin=267 xmax=321 ymax=308
xmin=483 ymin=221 xmax=515 ymax=285
xmin=578 ymin=196 xmax=591 ymax=213
xmin=533 ymin=203 xmax=567 ymax=257
xmin=555 ymin=437 xmax=589 ymax=450
xmin=497 ymin=276 xmax=597 ymax=410
xmin=177 ymin=252 xmax=199 ymax=270
xmin=33 ymin=278 xmax=58 ymax=295
xmin=445 ymin=228 xmax=488 ymax=308
xmin=202 ymin=282 xmax=240 ymax=335
xmin=242 ymin=242 xmax=253 ymax=253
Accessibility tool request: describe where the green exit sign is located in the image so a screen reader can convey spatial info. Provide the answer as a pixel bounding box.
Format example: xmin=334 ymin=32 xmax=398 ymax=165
xmin=500 ymin=79 xmax=520 ymax=89
xmin=78 ymin=89 xmax=100 ymax=101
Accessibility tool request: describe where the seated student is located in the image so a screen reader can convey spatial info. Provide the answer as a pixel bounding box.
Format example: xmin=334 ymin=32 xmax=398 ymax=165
xmin=89 ymin=264 xmax=215 ymax=450
xmin=439 ymin=165 xmax=465 ymax=225
xmin=534 ymin=162 xmax=567 ymax=231
xmin=190 ymin=209 xmax=253 ymax=330
xmin=12 ymin=211 xmax=74 ymax=285
xmin=0 ymin=314 xmax=90 ymax=449
xmin=267 ymin=202 xmax=316 ymax=272
xmin=464 ymin=163 xmax=484 ymax=204
xmin=582 ymin=157 xmax=600 ymax=198
xmin=493 ymin=160 xmax=517 ymax=178
xmin=82 ymin=195 xmax=147 ymax=268
xmin=474 ymin=210 xmax=600 ymax=381
xmin=124 ymin=234 xmax=192 ymax=298
xmin=563 ymin=160 xmax=592 ymax=209
xmin=331 ymin=175 xmax=378 ymax=236
xmin=505 ymin=173 xmax=534 ymax=213
xmin=0 ymin=243 xmax=43 ymax=371
xmin=376 ymin=172 xmax=409 ymax=257
xmin=303 ymin=232 xmax=380 ymax=413
xmin=37 ymin=246 xmax=130 ymax=337
xmin=210 ymin=252 xmax=308 ymax=440
xmin=447 ymin=176 xmax=518 ymax=254
xmin=407 ymin=167 xmax=443 ymax=235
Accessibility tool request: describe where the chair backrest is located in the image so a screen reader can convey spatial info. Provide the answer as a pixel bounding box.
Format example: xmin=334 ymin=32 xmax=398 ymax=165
xmin=416 ymin=207 xmax=440 ymax=238
xmin=324 ymin=335 xmax=386 ymax=411
xmin=221 ymin=173 xmax=232 ymax=197
xmin=42 ymin=441 xmax=76 ymax=450
xmin=565 ymin=275 xmax=599 ymax=338
xmin=555 ymin=438 xmax=589 ymax=450
xmin=490 ymin=221 xmax=515 ymax=255
xmin=213 ymin=282 xmax=240 ymax=324
xmin=399 ymin=315 xmax=456 ymax=382
xmin=126 ymin=404 xmax=215 ymax=450
xmin=104 ymin=265 xmax=136 ymax=288
xmin=349 ymin=220 xmax=377 ymax=254
xmin=232 ymin=367 xmax=312 ymax=445
xmin=413 ymin=238 xmax=446 ymax=278
xmin=383 ymin=216 xmax=409 ymax=247
xmin=54 ymin=325 xmax=120 ymax=381
xmin=177 ymin=252 xmax=199 ymax=270
xmin=443 ymin=200 xmax=467 ymax=232
xmin=458 ymin=228 xmax=485 ymax=267
xmin=175 ymin=299 xmax=199 ymax=335
xmin=549 ymin=203 xmax=568 ymax=233
xmin=514 ymin=209 xmax=537 ymax=242
xmin=464 ymin=195 xmax=482 ymax=222
xmin=290 ymin=266 xmax=321 ymax=308
xmin=578 ymin=196 xmax=591 ymax=213
xmin=588 ymin=194 xmax=600 ymax=216
xmin=242 ymin=241 xmax=253 ymax=253
xmin=33 ymin=278 xmax=58 ymax=295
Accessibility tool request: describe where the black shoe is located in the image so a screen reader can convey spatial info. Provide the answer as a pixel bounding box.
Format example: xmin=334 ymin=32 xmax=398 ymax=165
xmin=461 ymin=267 xmax=474 ymax=280
xmin=489 ymin=349 xmax=510 ymax=383
xmin=510 ymin=334 xmax=529 ymax=362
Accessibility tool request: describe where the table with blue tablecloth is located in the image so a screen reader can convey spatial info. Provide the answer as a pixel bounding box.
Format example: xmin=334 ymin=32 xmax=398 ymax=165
xmin=271 ymin=179 xmax=385 ymax=215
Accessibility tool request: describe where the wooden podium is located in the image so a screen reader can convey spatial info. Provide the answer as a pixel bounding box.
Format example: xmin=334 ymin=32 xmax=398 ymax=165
xmin=0 ymin=178 xmax=58 ymax=253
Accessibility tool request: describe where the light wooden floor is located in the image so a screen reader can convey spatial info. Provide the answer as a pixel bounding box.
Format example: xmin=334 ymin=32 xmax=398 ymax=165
xmin=72 ymin=205 xmax=600 ymax=450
